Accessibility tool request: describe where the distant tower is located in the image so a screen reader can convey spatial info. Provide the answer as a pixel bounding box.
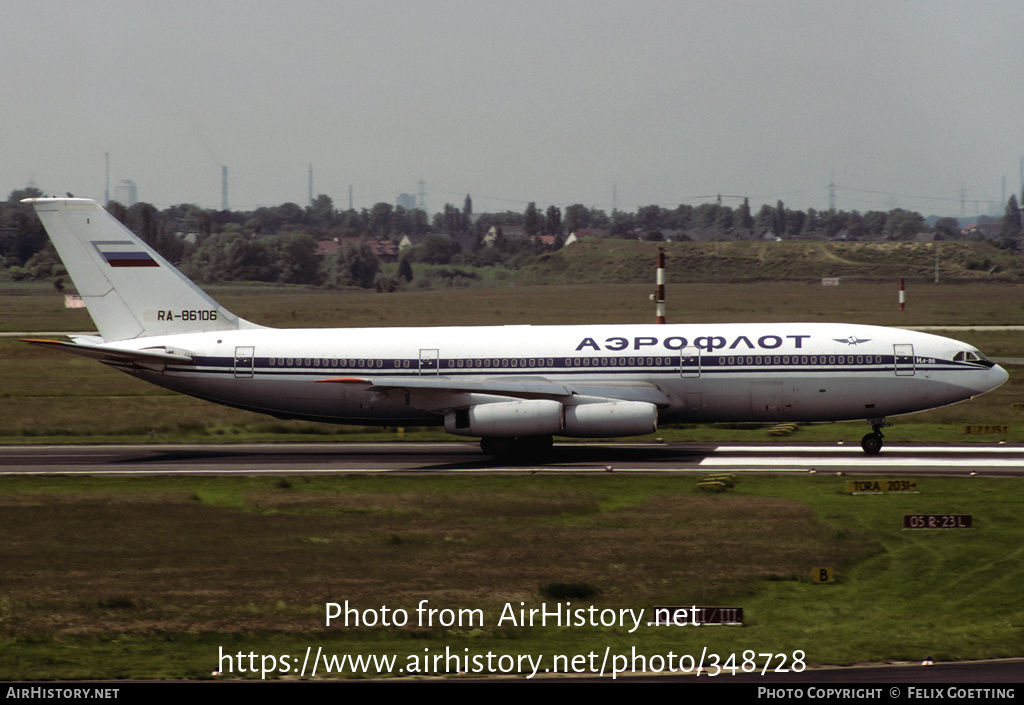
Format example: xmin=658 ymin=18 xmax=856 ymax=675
xmin=417 ymin=178 xmax=427 ymax=213
xmin=221 ymin=166 xmax=229 ymax=211
xmin=829 ymin=176 xmax=836 ymax=211
xmin=114 ymin=179 xmax=137 ymax=206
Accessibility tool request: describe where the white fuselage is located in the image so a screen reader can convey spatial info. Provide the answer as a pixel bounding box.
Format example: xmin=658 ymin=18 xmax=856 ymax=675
xmin=106 ymin=321 xmax=1008 ymax=430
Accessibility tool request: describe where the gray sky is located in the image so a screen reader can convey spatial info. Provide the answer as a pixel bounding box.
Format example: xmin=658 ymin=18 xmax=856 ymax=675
xmin=3 ymin=0 xmax=1022 ymax=218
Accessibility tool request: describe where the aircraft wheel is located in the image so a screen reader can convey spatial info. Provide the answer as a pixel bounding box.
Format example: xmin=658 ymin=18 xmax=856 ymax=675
xmin=861 ymin=433 xmax=883 ymax=455
xmin=481 ymin=435 xmax=553 ymax=457
xmin=481 ymin=437 xmax=515 ymax=455
xmin=518 ymin=435 xmax=554 ymax=454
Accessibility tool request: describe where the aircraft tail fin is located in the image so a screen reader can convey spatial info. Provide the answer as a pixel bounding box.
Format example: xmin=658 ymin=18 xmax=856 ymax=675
xmin=24 ymin=198 xmax=262 ymax=342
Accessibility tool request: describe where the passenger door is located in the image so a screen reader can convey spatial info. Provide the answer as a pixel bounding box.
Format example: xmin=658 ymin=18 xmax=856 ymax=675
xmin=894 ymin=344 xmax=915 ymax=376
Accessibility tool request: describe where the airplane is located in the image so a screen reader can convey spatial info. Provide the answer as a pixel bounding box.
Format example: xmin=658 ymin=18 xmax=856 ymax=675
xmin=21 ymin=197 xmax=1008 ymax=456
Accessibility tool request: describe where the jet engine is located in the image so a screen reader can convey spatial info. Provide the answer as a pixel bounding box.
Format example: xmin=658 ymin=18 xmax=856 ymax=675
xmin=444 ymin=399 xmax=657 ymax=438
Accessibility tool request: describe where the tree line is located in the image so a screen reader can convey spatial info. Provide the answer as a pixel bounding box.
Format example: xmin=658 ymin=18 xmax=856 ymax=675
xmin=3 ymin=186 xmax=1022 ymax=290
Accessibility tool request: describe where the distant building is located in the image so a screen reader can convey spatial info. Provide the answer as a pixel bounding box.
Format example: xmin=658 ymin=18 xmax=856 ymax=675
xmin=315 ymin=240 xmax=342 ymax=257
xmin=327 ymin=238 xmax=401 ymax=263
xmin=113 ymin=179 xmax=137 ymax=206
xmin=483 ymin=225 xmax=528 ymax=247
xmin=367 ymin=239 xmax=400 ymax=262
xmin=396 ymin=193 xmax=416 ymax=211
xmin=398 ymin=233 xmax=430 ymax=251
xmin=962 ymin=222 xmax=1002 ymax=240
xmin=563 ymin=229 xmax=609 ymax=246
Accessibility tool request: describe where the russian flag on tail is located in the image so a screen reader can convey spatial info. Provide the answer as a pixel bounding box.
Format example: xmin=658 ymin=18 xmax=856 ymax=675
xmin=93 ymin=240 xmax=159 ymax=267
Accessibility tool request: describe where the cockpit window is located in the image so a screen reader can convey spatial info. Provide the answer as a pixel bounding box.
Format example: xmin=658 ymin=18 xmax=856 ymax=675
xmin=954 ymin=350 xmax=994 ymax=367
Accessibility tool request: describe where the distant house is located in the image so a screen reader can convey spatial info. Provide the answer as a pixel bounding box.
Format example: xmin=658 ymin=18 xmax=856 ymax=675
xmin=962 ymin=222 xmax=1002 ymax=240
xmin=563 ymin=229 xmax=608 ymax=247
xmin=367 ymin=240 xmax=400 ymax=262
xmin=315 ymin=239 xmax=342 ymax=257
xmin=321 ymin=238 xmax=400 ymax=262
xmin=483 ymin=225 xmax=528 ymax=247
xmin=398 ymin=233 xmax=430 ymax=251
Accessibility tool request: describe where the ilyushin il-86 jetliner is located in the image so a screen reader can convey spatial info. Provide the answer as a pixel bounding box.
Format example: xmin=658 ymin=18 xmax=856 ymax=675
xmin=23 ymin=198 xmax=1008 ymax=455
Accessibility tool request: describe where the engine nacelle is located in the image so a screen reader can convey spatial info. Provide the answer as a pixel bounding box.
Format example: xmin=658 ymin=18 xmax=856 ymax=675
xmin=561 ymin=401 xmax=658 ymax=437
xmin=444 ymin=399 xmax=564 ymax=437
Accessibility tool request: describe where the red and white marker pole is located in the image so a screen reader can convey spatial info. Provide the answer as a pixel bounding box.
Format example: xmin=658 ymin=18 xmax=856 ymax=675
xmin=898 ymin=277 xmax=905 ymax=311
xmin=655 ymin=247 xmax=666 ymax=324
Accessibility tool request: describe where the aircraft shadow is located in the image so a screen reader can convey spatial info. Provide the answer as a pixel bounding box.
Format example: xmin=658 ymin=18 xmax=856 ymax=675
xmin=418 ymin=443 xmax=713 ymax=471
xmin=109 ymin=443 xmax=714 ymax=472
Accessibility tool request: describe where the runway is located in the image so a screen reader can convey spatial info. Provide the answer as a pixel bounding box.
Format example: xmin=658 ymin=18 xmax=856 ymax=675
xmin=2 ymin=441 xmax=1024 ymax=476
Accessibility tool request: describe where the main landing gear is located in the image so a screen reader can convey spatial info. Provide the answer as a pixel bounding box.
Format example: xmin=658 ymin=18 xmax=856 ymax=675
xmin=480 ymin=435 xmax=554 ymax=457
xmin=861 ymin=419 xmax=888 ymax=455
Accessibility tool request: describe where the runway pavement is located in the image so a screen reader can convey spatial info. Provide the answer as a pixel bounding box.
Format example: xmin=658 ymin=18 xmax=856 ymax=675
xmin=2 ymin=441 xmax=1023 ymax=475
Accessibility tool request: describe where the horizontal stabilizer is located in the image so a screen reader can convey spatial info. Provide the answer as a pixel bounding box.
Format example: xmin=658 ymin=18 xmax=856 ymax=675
xmin=21 ymin=338 xmax=194 ymax=365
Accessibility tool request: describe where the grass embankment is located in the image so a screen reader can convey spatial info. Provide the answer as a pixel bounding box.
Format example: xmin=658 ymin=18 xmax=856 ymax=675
xmin=517 ymin=239 xmax=1024 ymax=285
xmin=1 ymin=473 xmax=1021 ymax=679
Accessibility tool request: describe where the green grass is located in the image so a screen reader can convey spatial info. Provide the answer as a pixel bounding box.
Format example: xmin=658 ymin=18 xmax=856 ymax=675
xmin=0 ymin=474 xmax=1020 ymax=679
xmin=7 ymin=279 xmax=1024 ymax=332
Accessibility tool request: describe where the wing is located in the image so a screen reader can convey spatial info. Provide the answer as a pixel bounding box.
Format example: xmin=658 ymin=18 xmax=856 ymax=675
xmin=316 ymin=374 xmax=673 ymax=412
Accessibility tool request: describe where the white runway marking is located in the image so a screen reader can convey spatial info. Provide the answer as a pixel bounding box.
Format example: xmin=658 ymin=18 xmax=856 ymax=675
xmin=700 ymin=445 xmax=1024 ymax=470
xmin=699 ymin=457 xmax=1024 ymax=468
xmin=713 ymin=445 xmax=1022 ymax=454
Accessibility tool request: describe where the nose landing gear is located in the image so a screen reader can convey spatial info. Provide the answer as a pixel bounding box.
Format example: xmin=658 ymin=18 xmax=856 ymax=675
xmin=861 ymin=419 xmax=888 ymax=454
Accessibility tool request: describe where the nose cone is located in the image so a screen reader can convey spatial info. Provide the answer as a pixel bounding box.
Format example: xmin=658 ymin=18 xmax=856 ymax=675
xmin=980 ymin=364 xmax=1009 ymax=395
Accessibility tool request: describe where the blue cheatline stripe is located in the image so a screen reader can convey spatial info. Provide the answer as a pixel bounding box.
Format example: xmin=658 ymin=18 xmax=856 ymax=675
xmin=152 ymin=354 xmax=972 ymax=378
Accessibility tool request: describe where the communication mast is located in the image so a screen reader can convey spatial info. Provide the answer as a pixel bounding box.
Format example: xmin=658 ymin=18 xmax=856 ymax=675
xmin=221 ymin=166 xmax=228 ymax=211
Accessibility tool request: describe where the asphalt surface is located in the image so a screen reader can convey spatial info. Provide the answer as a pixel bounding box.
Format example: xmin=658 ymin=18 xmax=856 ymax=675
xmin=3 ymin=441 xmax=1024 ymax=476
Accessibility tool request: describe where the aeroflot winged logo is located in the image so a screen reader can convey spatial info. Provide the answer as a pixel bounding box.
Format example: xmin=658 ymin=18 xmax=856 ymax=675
xmin=834 ymin=336 xmax=871 ymax=346
xmin=93 ymin=240 xmax=159 ymax=268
